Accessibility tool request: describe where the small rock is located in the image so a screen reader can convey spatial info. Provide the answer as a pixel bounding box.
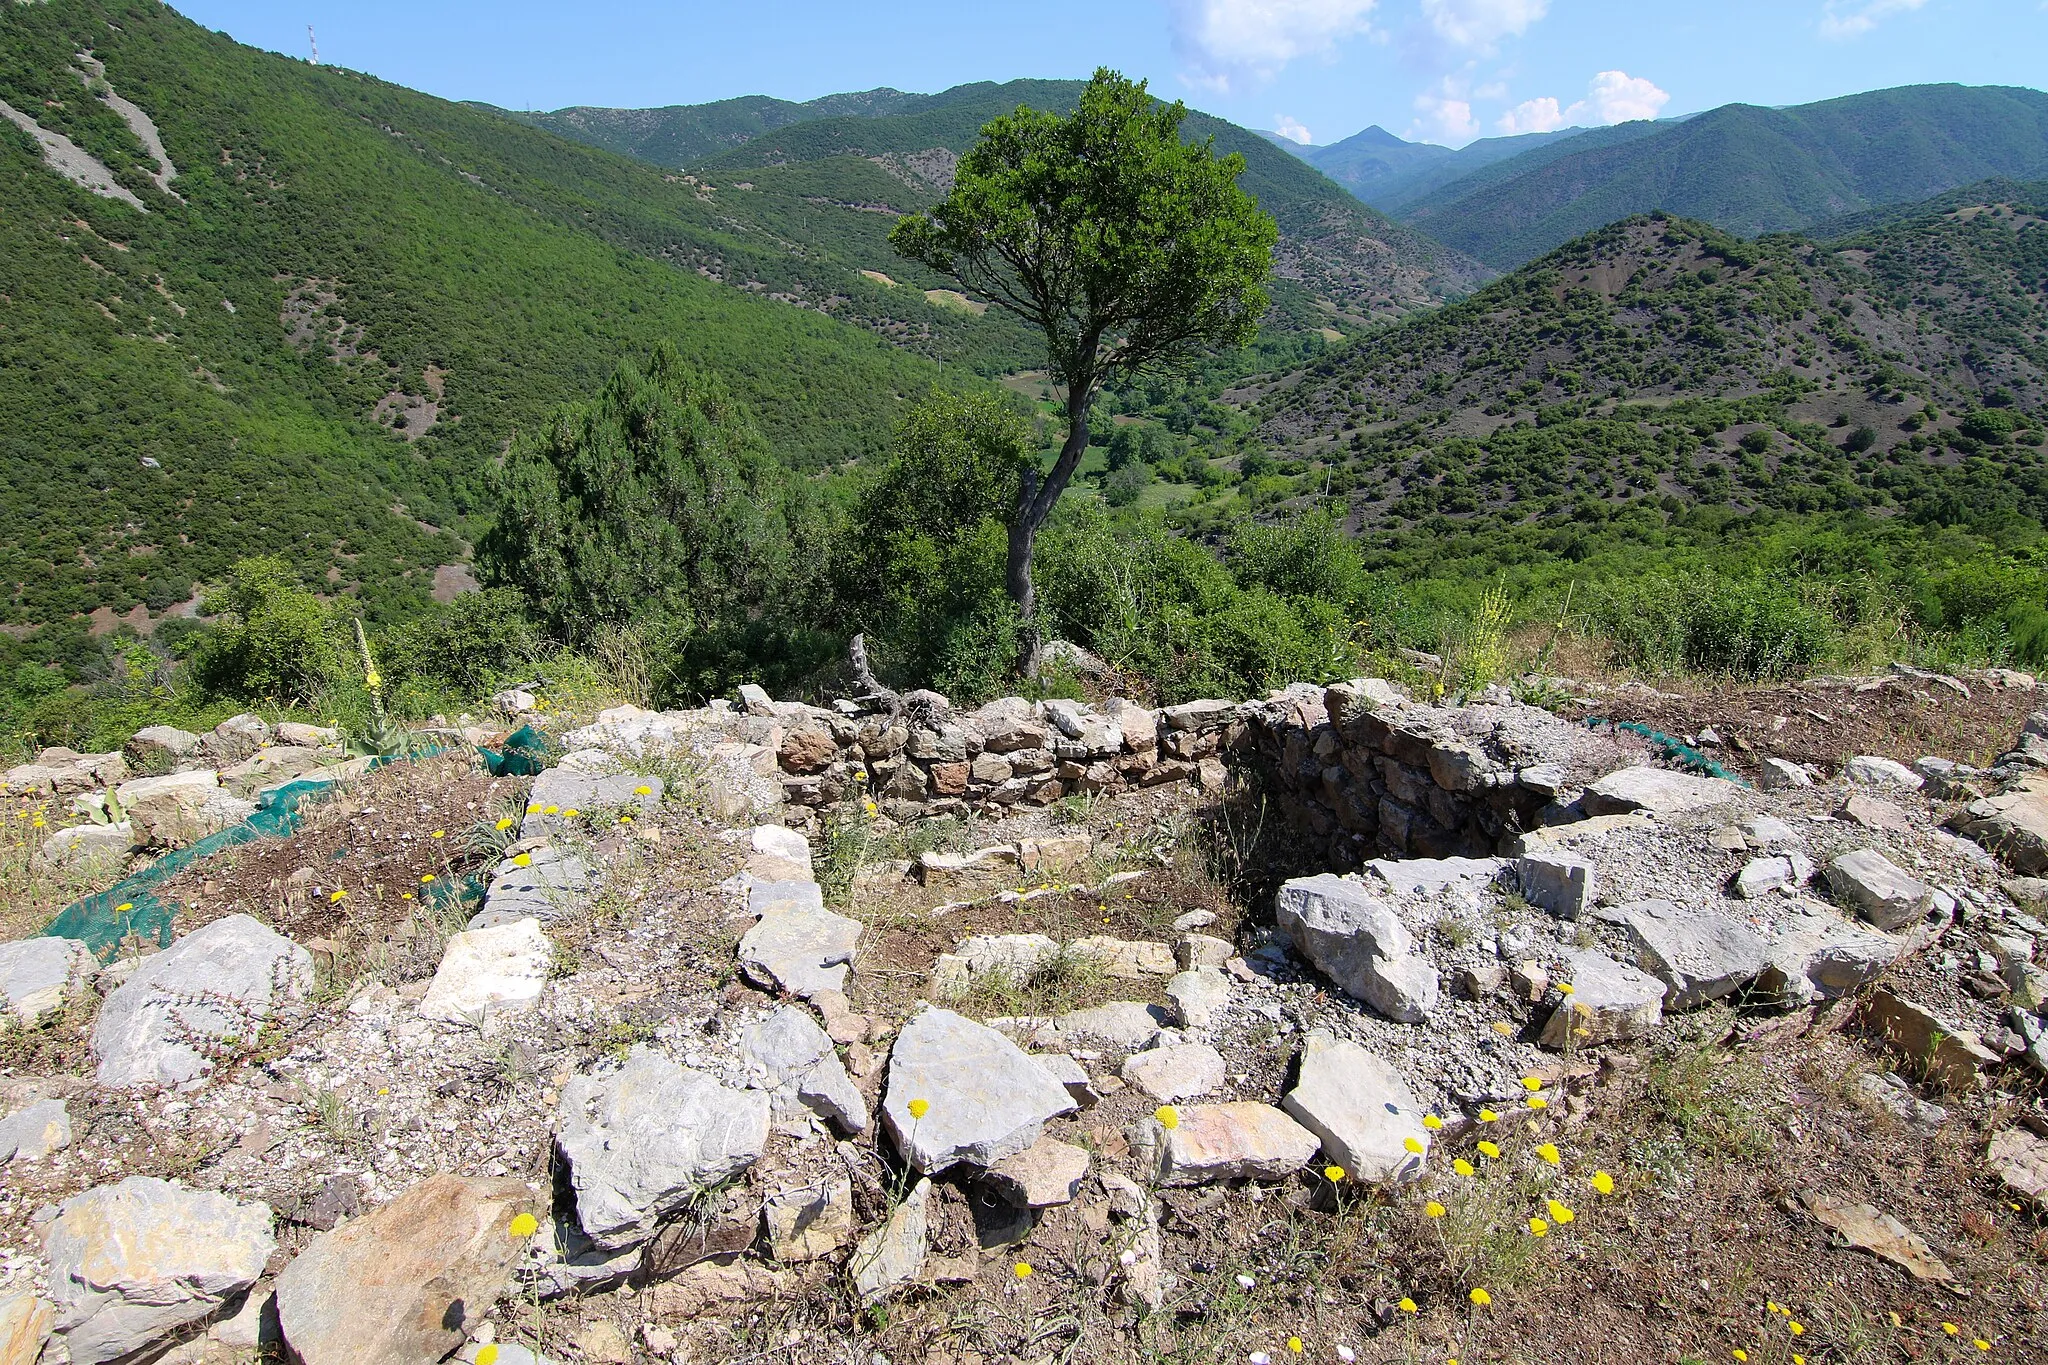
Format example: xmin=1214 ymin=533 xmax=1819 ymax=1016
xmin=1844 ymin=755 xmax=1924 ymax=790
xmin=1508 ymin=960 xmax=1549 ymax=1003
xmin=850 ymin=1179 xmax=930 ymax=1304
xmin=1855 ymin=1072 xmax=1948 ymax=1130
xmin=569 ymin=1320 xmax=631 ymax=1364
xmin=1840 ymin=794 xmax=1913 ymax=832
xmin=1859 ymin=989 xmax=1999 ymax=1088
xmin=1458 ymin=964 xmax=1505 ymax=998
xmin=1741 ymin=815 xmax=1802 ymax=849
xmin=274 ymin=1173 xmax=534 ymax=1365
xmin=763 ymin=1178 xmax=855 ymax=1262
xmin=417 ymin=917 xmax=553 ymax=1024
xmin=0 ymin=1099 xmax=71 ymax=1162
xmin=1067 ymin=936 xmax=1176 ymax=978
xmin=1275 ymin=874 xmax=1438 ymax=1024
xmin=1825 ymin=849 xmax=1934 ymax=931
xmin=1030 ymin=1051 xmax=1098 ymax=1107
xmin=1539 ymin=951 xmax=1666 ymax=1047
xmin=1514 ymin=851 xmax=1593 ymax=919
xmin=1171 ymin=910 xmax=1217 ymax=933
xmin=1735 ymin=854 xmax=1811 ymax=899
xmin=1175 ymin=934 xmax=1234 ymax=970
xmin=1989 ymin=1126 xmax=2048 ymax=1211
xmin=1708 ymin=826 xmax=1750 ymax=852
xmin=740 ymin=1006 xmax=867 ymax=1135
xmin=1165 ymin=968 xmax=1232 ymax=1028
xmin=984 ymin=1136 xmax=1091 ymax=1208
xmin=1121 ymin=1043 xmax=1226 ymax=1102
xmin=45 ymin=1177 xmax=273 ymax=1365
xmin=1281 ymin=1030 xmax=1428 ymax=1183
xmin=1756 ymin=757 xmax=1813 ymax=789
xmin=0 ymin=937 xmax=97 ymax=1024
xmin=738 ymin=883 xmax=862 ymax=998
xmin=1138 ymin=1103 xmax=1318 ymax=1185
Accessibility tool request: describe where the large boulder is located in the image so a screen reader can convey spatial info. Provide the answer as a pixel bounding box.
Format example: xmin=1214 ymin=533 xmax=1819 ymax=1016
xmin=0 ymin=937 xmax=96 ymax=1024
xmin=91 ymin=914 xmax=312 ymax=1089
xmin=1952 ymin=774 xmax=2048 ymax=874
xmin=39 ymin=821 xmax=134 ymax=871
xmin=44 ymin=1177 xmax=273 ymax=1365
xmin=125 ymin=726 xmax=202 ymax=769
xmin=1275 ymin=874 xmax=1438 ymax=1023
xmin=1281 ymin=1030 xmax=1429 ymax=1183
xmin=557 ymin=1046 xmax=769 ymax=1250
xmin=880 ymin=1008 xmax=1076 ymax=1173
xmin=274 ymin=1173 xmax=534 ymax=1365
xmin=1604 ymin=899 xmax=1769 ymax=1010
xmin=737 ymin=881 xmax=861 ymax=999
xmin=417 ymin=917 xmax=553 ymax=1023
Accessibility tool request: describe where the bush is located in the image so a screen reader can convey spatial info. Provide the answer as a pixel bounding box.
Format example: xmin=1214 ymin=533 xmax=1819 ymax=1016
xmin=1588 ymin=573 xmax=1835 ymax=679
xmin=188 ymin=556 xmax=344 ymax=707
xmin=380 ymin=589 xmax=542 ymax=699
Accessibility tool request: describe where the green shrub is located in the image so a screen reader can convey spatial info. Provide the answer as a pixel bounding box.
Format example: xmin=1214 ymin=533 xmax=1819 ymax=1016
xmin=188 ymin=556 xmax=344 ymax=708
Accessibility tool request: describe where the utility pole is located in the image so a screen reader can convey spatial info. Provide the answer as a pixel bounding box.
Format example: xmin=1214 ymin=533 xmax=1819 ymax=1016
xmin=308 ymin=26 xmax=319 ymax=64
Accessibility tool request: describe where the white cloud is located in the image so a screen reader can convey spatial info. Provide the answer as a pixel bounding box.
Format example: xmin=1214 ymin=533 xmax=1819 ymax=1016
xmin=1420 ymin=0 xmax=1549 ymax=49
xmin=1496 ymin=69 xmax=1671 ymax=133
xmin=1410 ymin=78 xmax=1480 ymax=143
xmin=1167 ymin=0 xmax=1380 ymax=93
xmin=1819 ymin=0 xmax=1929 ymax=40
xmin=1272 ymin=115 xmax=1314 ymax=143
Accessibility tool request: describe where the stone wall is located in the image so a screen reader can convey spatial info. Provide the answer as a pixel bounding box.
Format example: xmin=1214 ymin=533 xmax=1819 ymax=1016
xmin=1229 ymin=681 xmax=1644 ymax=867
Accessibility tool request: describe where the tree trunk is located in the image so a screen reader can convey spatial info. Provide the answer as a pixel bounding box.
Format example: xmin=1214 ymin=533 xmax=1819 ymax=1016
xmin=1010 ymin=379 xmax=1096 ymax=676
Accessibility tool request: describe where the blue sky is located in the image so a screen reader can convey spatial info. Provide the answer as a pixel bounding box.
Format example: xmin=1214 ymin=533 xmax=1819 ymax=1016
xmin=174 ymin=0 xmax=2047 ymax=148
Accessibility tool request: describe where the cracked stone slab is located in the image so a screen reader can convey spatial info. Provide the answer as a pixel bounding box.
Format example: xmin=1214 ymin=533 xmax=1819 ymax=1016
xmin=738 ymin=882 xmax=861 ymax=999
xmin=880 ymin=1008 xmax=1076 ymax=1173
xmin=1281 ymin=1030 xmax=1429 ymax=1183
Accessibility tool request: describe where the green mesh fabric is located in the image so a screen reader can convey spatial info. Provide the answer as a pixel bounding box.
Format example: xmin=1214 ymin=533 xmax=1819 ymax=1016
xmin=480 ymin=724 xmax=550 ymax=777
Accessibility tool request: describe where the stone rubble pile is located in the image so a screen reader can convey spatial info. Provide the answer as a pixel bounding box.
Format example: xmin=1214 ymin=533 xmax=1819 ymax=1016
xmin=10 ymin=676 xmax=2048 ymax=1361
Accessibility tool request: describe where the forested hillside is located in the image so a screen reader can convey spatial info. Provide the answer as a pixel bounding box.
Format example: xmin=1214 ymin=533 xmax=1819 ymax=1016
xmin=0 ymin=0 xmax=1018 ymax=633
xmin=531 ymin=79 xmax=1493 ymax=327
xmin=1398 ymin=85 xmax=2048 ymax=268
xmin=503 ymin=87 xmax=925 ymax=166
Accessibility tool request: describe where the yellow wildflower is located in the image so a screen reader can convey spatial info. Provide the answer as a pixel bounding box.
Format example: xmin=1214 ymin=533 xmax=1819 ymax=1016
xmin=510 ymin=853 xmax=531 ymax=868
xmin=1468 ymin=1288 xmax=1491 ymax=1307
xmin=1477 ymin=1141 xmax=1501 ymax=1159
xmin=1014 ymin=1261 xmax=1033 ymax=1279
xmin=1733 ymin=1352 xmax=1748 ymax=1363
xmin=1528 ymin=1217 xmax=1548 ymax=1237
xmin=508 ymin=1212 xmax=539 ymax=1238
xmin=1324 ymin=1165 xmax=1346 ymax=1182
xmin=1528 ymin=1096 xmax=1548 ymax=1109
xmin=1558 ymin=982 xmax=1575 ymax=995
xmin=1155 ymin=1105 xmax=1180 ymax=1130
xmin=542 ymin=804 xmax=559 ymax=815
xmin=563 ymin=808 xmax=580 ymax=818
xmin=1591 ymin=1170 xmax=1615 ymax=1195
xmin=1478 ymin=1108 xmax=1499 ymax=1123
xmin=117 ymin=902 xmax=133 ymax=913
xmin=1535 ymin=1142 xmax=1561 ymax=1165
xmin=496 ymin=817 xmax=514 ymax=830
xmin=1520 ymin=1076 xmax=1542 ymax=1092
xmin=1453 ymin=1158 xmax=1476 ymax=1177
xmin=633 ymin=784 xmax=652 ymax=796
xmin=1547 ymin=1199 xmax=1574 ymax=1224
xmin=1788 ymin=1322 xmax=1803 ymax=1337
xmin=1403 ymin=1136 xmax=1425 ymax=1154
xmin=1423 ymin=1114 xmax=1443 ymax=1130
xmin=1975 ymin=1340 xmax=1991 ymax=1352
xmin=1424 ymin=1201 xmax=1446 ymax=1218
xmin=421 ymin=874 xmax=436 ymax=884
xmin=430 ymin=829 xmax=445 ymax=839
xmin=907 ymin=1098 xmax=930 ymax=1120
xmin=1287 ymin=1339 xmax=1303 ymax=1355
xmin=1943 ymin=1324 xmax=1960 ymax=1336
xmin=476 ymin=1346 xmax=500 ymax=1365
xmin=329 ymin=889 xmax=347 ymax=903
xmin=1397 ymin=1297 xmax=1417 ymax=1313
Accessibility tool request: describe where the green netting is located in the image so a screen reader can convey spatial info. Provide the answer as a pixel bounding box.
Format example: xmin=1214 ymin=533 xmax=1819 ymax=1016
xmin=1584 ymin=717 xmax=1751 ymax=786
xmin=480 ymin=724 xmax=550 ymax=777
xmin=41 ymin=739 xmax=511 ymax=960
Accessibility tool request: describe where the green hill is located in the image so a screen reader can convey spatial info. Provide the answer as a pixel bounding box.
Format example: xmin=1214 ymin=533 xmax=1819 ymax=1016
xmin=1249 ymin=198 xmax=2047 ymax=541
xmin=528 ymin=79 xmax=1493 ymax=327
xmin=0 ymin=0 xmax=1020 ymax=633
xmin=499 ymin=88 xmax=925 ymax=167
xmin=1295 ymin=125 xmax=1593 ymax=214
xmin=1398 ymin=85 xmax=2048 ymax=269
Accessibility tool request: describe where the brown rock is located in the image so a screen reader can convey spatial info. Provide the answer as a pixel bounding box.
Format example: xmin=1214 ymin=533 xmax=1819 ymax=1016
xmin=983 ymin=1136 xmax=1091 ymax=1208
xmin=929 ymin=762 xmax=970 ymax=796
xmin=778 ymin=728 xmax=838 ymax=774
xmin=1840 ymin=794 xmax=1913 ymax=832
xmin=1858 ymin=989 xmax=1999 ymax=1089
xmin=1990 ymin=1126 xmax=2048 ymax=1211
xmin=273 ymin=1174 xmax=535 ymax=1365
xmin=0 ymin=1293 xmax=52 ymax=1365
xmin=648 ymin=1260 xmax=783 ymax=1318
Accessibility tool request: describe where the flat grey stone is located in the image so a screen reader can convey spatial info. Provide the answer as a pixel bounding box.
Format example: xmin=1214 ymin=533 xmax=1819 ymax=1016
xmin=1515 ymin=850 xmax=1593 ymax=918
xmin=1605 ymin=898 xmax=1769 ymax=1009
xmin=1365 ymin=856 xmax=1503 ymax=899
xmin=1139 ymin=1102 xmax=1318 ymax=1185
xmin=45 ymin=1177 xmax=272 ymax=1365
xmin=1741 ymin=814 xmax=1803 ymax=849
xmin=1840 ymin=794 xmax=1914 ymax=832
xmin=928 ymin=933 xmax=1060 ymax=996
xmin=738 ymin=884 xmax=860 ymax=998
xmin=557 ymin=1046 xmax=768 ymax=1250
xmin=91 ymin=915 xmax=312 ymax=1089
xmin=850 ymin=1178 xmax=929 ymax=1304
xmin=880 ymin=1008 xmax=1076 ymax=1173
xmin=0 ymin=936 xmax=96 ymax=1024
xmin=1053 ymin=1001 xmax=1169 ymax=1049
xmin=1120 ymin=1042 xmax=1225 ymax=1102
xmin=1825 ymin=849 xmax=1933 ymax=930
xmin=1165 ymin=968 xmax=1232 ymax=1028
xmin=984 ymin=1136 xmax=1090 ymax=1208
xmin=1760 ymin=904 xmax=1908 ymax=1006
xmin=473 ymin=846 xmax=588 ymax=926
xmin=1734 ymin=852 xmax=1812 ymax=899
xmin=1174 ymin=934 xmax=1234 ymax=969
xmin=1281 ymin=1030 xmax=1429 ymax=1183
xmin=1030 ymin=1051 xmax=1097 ymax=1107
xmin=1757 ymin=757 xmax=1814 ymax=789
xmin=740 ymin=1005 xmax=867 ymax=1134
xmin=1582 ymin=766 xmax=1741 ymax=817
xmin=1539 ymin=950 xmax=1666 ymax=1046
xmin=40 ymin=822 xmax=134 ymax=870
xmin=1275 ymin=874 xmax=1438 ymax=1023
xmin=1844 ymin=755 xmax=1923 ymax=790
xmin=518 ymin=765 xmax=663 ymax=839
xmin=0 ymin=1098 xmax=70 ymax=1161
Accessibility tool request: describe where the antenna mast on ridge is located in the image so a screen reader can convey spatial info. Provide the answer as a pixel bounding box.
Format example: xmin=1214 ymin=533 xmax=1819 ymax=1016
xmin=308 ymin=26 xmax=319 ymax=64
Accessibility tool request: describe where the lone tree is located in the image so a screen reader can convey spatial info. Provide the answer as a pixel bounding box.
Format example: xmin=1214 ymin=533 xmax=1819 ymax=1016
xmin=891 ymin=68 xmax=1277 ymax=669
